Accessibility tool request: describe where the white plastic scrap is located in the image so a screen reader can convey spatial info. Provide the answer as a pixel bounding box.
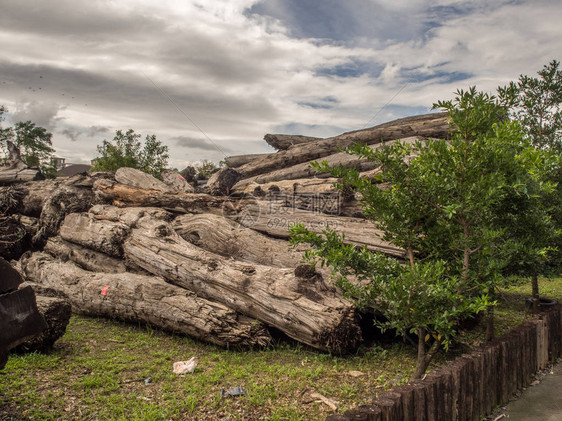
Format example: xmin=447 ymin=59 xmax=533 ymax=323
xmin=173 ymin=357 xmax=197 ymax=374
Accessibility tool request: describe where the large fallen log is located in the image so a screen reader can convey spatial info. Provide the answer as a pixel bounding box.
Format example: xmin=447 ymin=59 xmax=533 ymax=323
xmin=232 ymin=177 xmax=341 ymax=196
xmin=115 ymin=167 xmax=173 ymax=192
xmin=57 ymin=206 xmax=172 ymax=259
xmin=0 ymin=165 xmax=44 ymax=185
xmin=59 ymin=213 xmax=130 ymax=257
xmin=225 ymin=153 xmax=270 ymax=168
xmin=173 ymin=213 xmax=311 ymax=267
xmin=20 ymin=252 xmax=271 ymax=348
xmin=44 ymin=237 xmax=127 ymax=273
xmin=236 ymin=113 xmax=449 ymax=179
xmin=93 ymin=179 xmax=239 ymax=213
xmin=123 ymin=219 xmax=361 ymax=353
xmin=0 ymin=179 xmax=62 ymax=217
xmin=205 ymin=168 xmax=240 ymax=196
xmin=88 ymin=204 xmax=172 ymax=226
xmin=32 ymin=173 xmax=113 ymax=246
xmin=230 ymin=201 xmax=404 ymax=258
xmin=264 ymin=133 xmax=322 ymax=151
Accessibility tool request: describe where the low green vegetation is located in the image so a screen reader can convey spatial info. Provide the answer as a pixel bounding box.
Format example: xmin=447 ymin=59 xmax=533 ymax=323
xmin=2 ymin=277 xmax=560 ymax=421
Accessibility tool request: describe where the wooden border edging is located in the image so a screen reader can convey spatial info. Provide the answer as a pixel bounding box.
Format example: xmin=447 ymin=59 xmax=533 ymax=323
xmin=327 ymin=305 xmax=562 ymax=421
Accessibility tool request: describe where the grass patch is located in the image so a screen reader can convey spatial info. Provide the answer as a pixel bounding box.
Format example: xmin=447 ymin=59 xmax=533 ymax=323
xmin=1 ymin=276 xmax=560 ymax=420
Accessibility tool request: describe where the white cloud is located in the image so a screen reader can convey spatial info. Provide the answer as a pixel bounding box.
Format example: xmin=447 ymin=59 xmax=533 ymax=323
xmin=0 ymin=0 xmax=560 ymax=167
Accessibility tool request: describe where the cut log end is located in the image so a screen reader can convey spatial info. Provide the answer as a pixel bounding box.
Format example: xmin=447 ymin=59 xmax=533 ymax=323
xmin=319 ymin=307 xmax=362 ymax=355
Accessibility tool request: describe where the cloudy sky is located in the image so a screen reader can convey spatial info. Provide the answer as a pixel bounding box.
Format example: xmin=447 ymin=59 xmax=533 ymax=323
xmin=0 ymin=0 xmax=560 ymax=168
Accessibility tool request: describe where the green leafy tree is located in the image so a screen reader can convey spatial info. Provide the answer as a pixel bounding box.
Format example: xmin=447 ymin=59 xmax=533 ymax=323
xmin=12 ymin=121 xmax=55 ymax=167
xmin=498 ymin=59 xmax=562 ymax=152
xmin=291 ymin=88 xmax=552 ymax=377
xmin=291 ymin=226 xmax=489 ymax=380
xmin=91 ymin=129 xmax=169 ymax=177
xmin=498 ymin=60 xmax=562 ymax=311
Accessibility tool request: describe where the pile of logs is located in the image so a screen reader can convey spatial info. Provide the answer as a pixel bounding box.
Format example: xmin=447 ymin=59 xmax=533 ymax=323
xmin=1 ymin=113 xmax=450 ymax=354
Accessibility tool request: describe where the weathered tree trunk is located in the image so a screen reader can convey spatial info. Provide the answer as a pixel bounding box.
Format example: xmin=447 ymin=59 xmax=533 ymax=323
xmin=205 ymin=168 xmax=240 ymax=196
xmin=160 ymin=170 xmax=195 ymax=193
xmin=14 ymin=294 xmax=72 ymax=353
xmin=93 ymin=179 xmax=248 ymax=213
xmin=236 ymin=113 xmax=449 ymax=179
xmin=32 ymin=173 xmax=113 ymax=246
xmin=531 ymin=274 xmax=540 ymax=314
xmin=227 ymin=200 xmax=404 ymax=258
xmin=59 ymin=213 xmax=130 ymax=257
xmin=115 ymin=167 xmax=173 ymax=192
xmin=57 ymin=206 xmax=173 ymax=260
xmin=123 ymin=219 xmax=361 ymax=353
xmin=235 ymin=136 xmax=422 ymax=186
xmin=44 ymin=237 xmax=127 ymax=273
xmin=0 ymin=165 xmax=44 ymax=185
xmin=232 ymin=168 xmax=381 ymax=197
xmin=225 ymin=154 xmax=270 ymax=168
xmin=20 ymin=252 xmax=272 ymax=349
xmin=173 ymin=213 xmax=312 ymax=267
xmin=264 ymin=133 xmax=322 ymax=151
xmin=0 ymin=180 xmax=60 ymax=217
xmin=232 ymin=176 xmax=343 ymax=196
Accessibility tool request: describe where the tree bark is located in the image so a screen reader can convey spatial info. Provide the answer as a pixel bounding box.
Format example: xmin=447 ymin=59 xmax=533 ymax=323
xmin=0 ymin=165 xmax=44 ymax=185
xmin=531 ymin=274 xmax=540 ymax=314
xmin=225 ymin=154 xmax=270 ymax=168
xmin=44 ymin=237 xmax=128 ymax=273
xmin=485 ymin=305 xmax=495 ymax=341
xmin=411 ymin=327 xmax=441 ymax=380
xmin=263 ymin=133 xmax=322 ymax=151
xmin=31 ymin=173 xmax=113 ymax=246
xmin=0 ymin=286 xmax=48 ymax=353
xmin=123 ymin=219 xmax=362 ymax=353
xmin=19 ymin=252 xmax=272 ymax=349
xmin=236 ymin=113 xmax=449 ymax=179
xmin=93 ymin=179 xmax=251 ymax=213
xmin=232 ymin=176 xmax=343 ymax=196
xmin=115 ymin=167 xmax=173 ymax=192
xmin=205 ymin=168 xmax=240 ymax=196
xmin=59 ymin=213 xmax=130 ymax=257
xmin=160 ymin=170 xmax=195 ymax=193
xmin=173 ymin=213 xmax=313 ymax=268
xmin=227 ymin=200 xmax=404 ymax=258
